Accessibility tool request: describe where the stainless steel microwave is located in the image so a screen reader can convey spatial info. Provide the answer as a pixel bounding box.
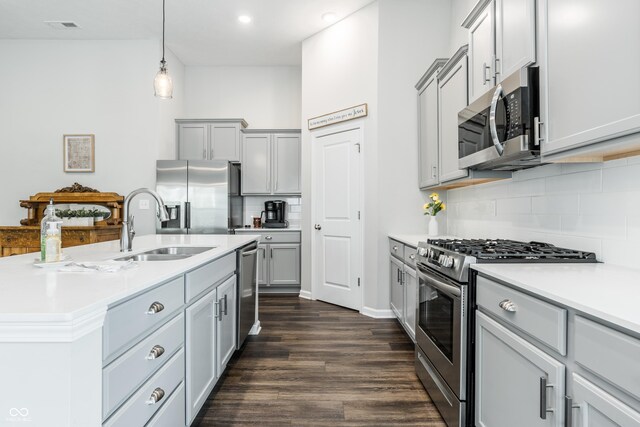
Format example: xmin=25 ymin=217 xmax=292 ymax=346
xmin=458 ymin=67 xmax=541 ymax=171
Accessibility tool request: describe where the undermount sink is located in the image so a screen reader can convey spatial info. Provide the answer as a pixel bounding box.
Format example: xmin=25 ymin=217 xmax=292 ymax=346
xmin=115 ymin=246 xmax=216 ymax=262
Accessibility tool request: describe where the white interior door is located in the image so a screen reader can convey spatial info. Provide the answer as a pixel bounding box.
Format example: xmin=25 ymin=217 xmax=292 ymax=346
xmin=312 ymin=127 xmax=362 ymax=311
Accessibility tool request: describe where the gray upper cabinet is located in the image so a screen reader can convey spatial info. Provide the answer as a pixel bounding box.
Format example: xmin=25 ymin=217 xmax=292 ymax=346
xmin=476 ymin=311 xmax=565 ymax=427
xmin=242 ymin=130 xmax=301 ymax=196
xmin=438 ymin=46 xmax=470 ymax=183
xmin=176 ymin=119 xmax=247 ymax=163
xmin=539 ymin=0 xmax=640 ymax=158
xmin=465 ymin=0 xmax=495 ymax=103
xmin=464 ymin=0 xmax=536 ymax=104
xmin=416 ymin=59 xmax=447 ymax=189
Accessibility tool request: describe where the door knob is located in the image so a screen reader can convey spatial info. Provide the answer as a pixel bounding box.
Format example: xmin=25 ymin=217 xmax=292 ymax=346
xmin=314 ymin=224 xmax=322 ymax=230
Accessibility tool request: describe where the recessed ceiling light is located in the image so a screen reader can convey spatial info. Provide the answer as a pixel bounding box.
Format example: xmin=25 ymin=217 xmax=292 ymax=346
xmin=238 ymin=15 xmax=252 ymax=24
xmin=322 ymin=12 xmax=338 ymax=23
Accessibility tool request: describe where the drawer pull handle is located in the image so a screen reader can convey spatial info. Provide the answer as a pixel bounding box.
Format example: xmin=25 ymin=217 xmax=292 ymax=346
xmin=145 ymin=387 xmax=165 ymax=405
xmin=392 ymin=246 xmax=398 ymax=251
xmin=409 ymin=254 xmax=416 ymax=260
xmin=145 ymin=301 xmax=165 ymax=315
xmin=265 ymin=235 xmax=273 ymax=240
xmin=498 ymin=299 xmax=517 ymax=312
xmin=145 ymin=345 xmax=165 ymax=360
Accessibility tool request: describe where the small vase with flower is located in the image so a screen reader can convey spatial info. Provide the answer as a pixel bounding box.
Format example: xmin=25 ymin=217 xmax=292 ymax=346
xmin=423 ymin=192 xmax=445 ymax=237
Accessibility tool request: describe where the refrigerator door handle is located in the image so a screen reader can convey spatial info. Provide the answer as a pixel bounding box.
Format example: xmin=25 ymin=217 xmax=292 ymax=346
xmin=185 ymin=201 xmax=191 ymax=229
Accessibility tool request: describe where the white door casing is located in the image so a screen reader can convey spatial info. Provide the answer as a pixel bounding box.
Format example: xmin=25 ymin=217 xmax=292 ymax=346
xmin=312 ymin=124 xmax=363 ymax=311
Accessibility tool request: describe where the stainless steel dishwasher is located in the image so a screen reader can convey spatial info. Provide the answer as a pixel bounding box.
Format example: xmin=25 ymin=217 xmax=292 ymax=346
xmin=237 ymin=241 xmax=258 ymax=348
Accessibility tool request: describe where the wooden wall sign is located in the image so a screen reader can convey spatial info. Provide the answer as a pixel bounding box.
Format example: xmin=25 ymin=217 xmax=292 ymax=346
xmin=308 ymin=104 xmax=368 ymax=130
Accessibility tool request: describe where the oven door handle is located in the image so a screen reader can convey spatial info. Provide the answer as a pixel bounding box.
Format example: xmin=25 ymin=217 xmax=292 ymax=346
xmin=489 ymin=83 xmax=505 ymax=156
xmin=417 ymin=269 xmax=461 ymax=298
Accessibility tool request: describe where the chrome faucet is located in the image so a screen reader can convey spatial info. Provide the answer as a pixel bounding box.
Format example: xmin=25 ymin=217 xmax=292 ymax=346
xmin=120 ymin=188 xmax=170 ymax=252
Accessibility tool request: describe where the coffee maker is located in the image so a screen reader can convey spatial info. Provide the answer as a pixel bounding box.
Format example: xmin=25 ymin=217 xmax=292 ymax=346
xmin=262 ymin=200 xmax=287 ymax=228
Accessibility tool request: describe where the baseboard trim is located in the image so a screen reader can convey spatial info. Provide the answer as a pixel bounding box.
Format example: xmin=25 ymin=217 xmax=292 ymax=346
xmin=298 ymin=290 xmax=312 ymax=300
xmin=249 ymin=321 xmax=261 ymax=335
xmin=360 ymin=306 xmax=395 ymax=319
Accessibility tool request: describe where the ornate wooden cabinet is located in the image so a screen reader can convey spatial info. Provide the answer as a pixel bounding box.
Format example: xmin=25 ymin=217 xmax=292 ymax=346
xmin=0 ymin=183 xmax=124 ymax=257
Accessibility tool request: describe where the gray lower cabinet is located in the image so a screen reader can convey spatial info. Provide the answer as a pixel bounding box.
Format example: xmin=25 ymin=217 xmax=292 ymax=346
xmin=185 ymin=287 xmax=218 ymax=425
xmin=242 ymin=130 xmax=301 ymax=195
xmin=388 ymin=238 xmax=417 ymax=342
xmin=475 ymin=311 xmax=565 ymax=427
xmin=176 ymin=119 xmax=247 ymax=163
xmin=216 ymin=276 xmax=237 ymax=375
xmin=236 ymin=230 xmax=301 ymax=293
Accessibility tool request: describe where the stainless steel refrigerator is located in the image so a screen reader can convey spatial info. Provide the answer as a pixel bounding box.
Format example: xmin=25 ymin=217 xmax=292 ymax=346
xmin=156 ymin=160 xmax=243 ymax=234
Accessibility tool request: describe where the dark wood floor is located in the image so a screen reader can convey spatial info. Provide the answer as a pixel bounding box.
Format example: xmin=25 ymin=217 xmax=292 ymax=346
xmin=197 ymin=295 xmax=446 ymax=426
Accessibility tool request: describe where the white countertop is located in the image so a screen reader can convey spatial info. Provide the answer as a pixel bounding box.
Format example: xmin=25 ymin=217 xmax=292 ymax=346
xmin=235 ymin=227 xmax=301 ymax=232
xmin=388 ymin=234 xmax=457 ymax=249
xmin=0 ymin=234 xmax=258 ymax=341
xmin=472 ymin=263 xmax=640 ymax=336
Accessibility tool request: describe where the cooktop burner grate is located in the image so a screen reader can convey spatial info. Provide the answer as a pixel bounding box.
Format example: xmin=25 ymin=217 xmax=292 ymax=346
xmin=426 ymin=239 xmax=597 ymax=262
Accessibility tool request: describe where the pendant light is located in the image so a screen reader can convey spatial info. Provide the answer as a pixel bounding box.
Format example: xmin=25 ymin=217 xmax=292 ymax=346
xmin=154 ymin=0 xmax=173 ymax=99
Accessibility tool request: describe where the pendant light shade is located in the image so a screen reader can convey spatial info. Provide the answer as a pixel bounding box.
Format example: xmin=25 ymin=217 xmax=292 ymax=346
xmin=154 ymin=0 xmax=173 ymax=99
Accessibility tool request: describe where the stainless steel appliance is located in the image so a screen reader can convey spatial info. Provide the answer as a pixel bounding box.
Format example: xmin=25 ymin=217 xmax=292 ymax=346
xmin=156 ymin=160 xmax=243 ymax=234
xmin=262 ymin=200 xmax=287 ymax=229
xmin=415 ymin=239 xmax=597 ymax=427
xmin=237 ymin=241 xmax=258 ymax=348
xmin=458 ymin=67 xmax=540 ymax=171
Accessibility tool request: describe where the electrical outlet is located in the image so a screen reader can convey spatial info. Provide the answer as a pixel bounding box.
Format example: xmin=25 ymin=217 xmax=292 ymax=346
xmin=139 ymin=199 xmax=150 ymax=210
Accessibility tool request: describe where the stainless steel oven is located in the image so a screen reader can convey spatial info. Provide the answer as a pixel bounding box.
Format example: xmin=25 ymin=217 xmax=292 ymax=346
xmin=415 ymin=264 xmax=469 ymax=427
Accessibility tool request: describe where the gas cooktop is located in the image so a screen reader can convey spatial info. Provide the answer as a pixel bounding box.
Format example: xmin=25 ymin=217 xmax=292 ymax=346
xmin=425 ymin=238 xmax=597 ymax=262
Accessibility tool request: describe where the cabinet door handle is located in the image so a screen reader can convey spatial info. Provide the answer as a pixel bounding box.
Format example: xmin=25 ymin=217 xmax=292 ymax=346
xmin=223 ymin=294 xmax=228 ymax=315
xmin=270 ymin=248 xmax=273 ymax=259
xmin=145 ymin=301 xmax=165 ymax=315
xmin=145 ymin=387 xmax=165 ymax=405
xmin=262 ymin=248 xmax=265 ymax=259
xmin=202 ymin=147 xmax=207 ymax=159
xmin=482 ymin=62 xmax=491 ymax=84
xmin=432 ymin=166 xmax=437 ymax=178
xmin=565 ymin=395 xmax=580 ymax=426
xmin=402 ymin=271 xmax=406 ymax=285
xmin=539 ymin=377 xmax=555 ymax=419
xmin=534 ymin=117 xmax=544 ymax=146
xmin=214 ymin=300 xmax=220 ymax=320
xmin=145 ymin=345 xmax=165 ymax=360
xmin=498 ymin=299 xmax=517 ymax=312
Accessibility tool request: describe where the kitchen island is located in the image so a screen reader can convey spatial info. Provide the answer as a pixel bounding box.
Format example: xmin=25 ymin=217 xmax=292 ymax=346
xmin=0 ymin=233 xmax=259 ymax=427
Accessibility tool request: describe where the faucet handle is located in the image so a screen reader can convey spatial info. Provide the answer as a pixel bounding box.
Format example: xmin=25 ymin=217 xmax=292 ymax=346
xmin=128 ymin=215 xmax=135 ymax=235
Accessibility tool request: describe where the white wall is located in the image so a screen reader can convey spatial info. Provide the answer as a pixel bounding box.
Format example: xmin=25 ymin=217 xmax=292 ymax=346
xmin=449 ymin=0 xmax=476 ymax=55
xmin=301 ymin=2 xmax=380 ymax=307
xmin=0 ymin=40 xmax=185 ymax=235
xmin=447 ymin=158 xmax=640 ymax=268
xmin=184 ymin=66 xmax=301 ymax=129
xmin=301 ymin=0 xmax=452 ymax=311
xmin=376 ymin=0 xmax=451 ymax=308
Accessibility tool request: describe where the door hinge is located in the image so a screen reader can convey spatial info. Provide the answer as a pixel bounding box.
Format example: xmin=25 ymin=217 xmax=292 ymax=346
xmin=357 ymin=211 xmax=361 ymax=220
xmin=355 ymin=143 xmax=361 ymax=153
xmin=357 ymin=277 xmax=361 ymax=287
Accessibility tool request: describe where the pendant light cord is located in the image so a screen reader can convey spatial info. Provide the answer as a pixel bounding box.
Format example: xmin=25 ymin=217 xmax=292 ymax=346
xmin=161 ymin=0 xmax=166 ymax=65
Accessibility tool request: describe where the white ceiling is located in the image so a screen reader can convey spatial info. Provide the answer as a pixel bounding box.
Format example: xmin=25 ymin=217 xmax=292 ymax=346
xmin=0 ymin=0 xmax=375 ymax=66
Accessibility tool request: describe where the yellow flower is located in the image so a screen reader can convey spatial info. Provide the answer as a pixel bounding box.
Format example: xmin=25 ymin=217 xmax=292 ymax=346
xmin=441 ymin=203 xmax=446 ymax=211
xmin=423 ymin=203 xmax=429 ymax=210
xmin=429 ymin=192 xmax=439 ymax=199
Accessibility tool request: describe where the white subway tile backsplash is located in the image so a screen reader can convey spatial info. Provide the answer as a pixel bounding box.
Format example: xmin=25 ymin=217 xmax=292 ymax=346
xmin=512 ymin=164 xmax=562 ymax=181
xmin=531 ymin=194 xmax=580 ymax=215
xmin=509 ymin=178 xmax=545 ymax=197
xmin=627 ymin=216 xmax=640 ymax=239
xmin=560 ymin=162 xmax=603 ymax=174
xmin=602 ymin=164 xmax=640 ymax=192
xmin=545 ymin=170 xmax=602 ymax=194
xmin=242 ymin=196 xmax=302 ymax=227
xmin=497 ymin=198 xmax=532 ymax=214
xmin=561 ymin=214 xmax=626 ymax=238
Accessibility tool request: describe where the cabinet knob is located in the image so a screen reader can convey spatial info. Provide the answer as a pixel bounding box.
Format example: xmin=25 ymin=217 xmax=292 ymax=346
xmin=145 ymin=345 xmax=165 ymax=360
xmin=499 ymin=299 xmax=517 ymax=312
xmin=145 ymin=301 xmax=165 ymax=315
xmin=314 ymin=224 xmax=322 ymax=231
xmin=145 ymin=387 xmax=165 ymax=405
xmin=265 ymin=235 xmax=273 ymax=240
xmin=409 ymin=254 xmax=416 ymax=260
xmin=392 ymin=246 xmax=398 ymax=251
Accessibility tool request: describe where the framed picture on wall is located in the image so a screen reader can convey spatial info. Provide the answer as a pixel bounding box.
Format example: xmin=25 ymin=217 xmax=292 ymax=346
xmin=63 ymin=134 xmax=95 ymax=173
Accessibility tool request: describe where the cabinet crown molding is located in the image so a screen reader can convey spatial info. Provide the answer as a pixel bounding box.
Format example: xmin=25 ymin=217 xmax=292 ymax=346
xmin=439 ymin=45 xmax=469 ymax=80
xmin=242 ymin=129 xmax=301 ymax=134
xmin=175 ymin=118 xmax=249 ymax=128
xmin=461 ymin=0 xmax=493 ymax=28
xmin=415 ymin=58 xmax=449 ymax=90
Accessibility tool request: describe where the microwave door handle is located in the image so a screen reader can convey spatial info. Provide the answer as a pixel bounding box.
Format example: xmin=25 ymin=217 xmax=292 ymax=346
xmin=489 ymin=84 xmax=505 ymax=156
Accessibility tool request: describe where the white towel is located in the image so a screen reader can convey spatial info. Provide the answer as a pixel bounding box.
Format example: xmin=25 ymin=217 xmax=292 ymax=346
xmin=58 ymin=260 xmax=138 ymax=273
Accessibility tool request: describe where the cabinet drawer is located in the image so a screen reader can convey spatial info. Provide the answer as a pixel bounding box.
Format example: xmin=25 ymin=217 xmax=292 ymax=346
xmin=103 ymin=349 xmax=184 ymax=427
xmin=103 ymin=276 xmax=184 ymax=361
xmin=575 ymin=316 xmax=640 ymax=401
xmin=145 ymin=382 xmax=185 ymax=427
xmin=476 ymin=275 xmax=567 ymax=355
xmin=185 ymin=253 xmax=235 ymax=303
xmin=404 ymin=245 xmax=418 ymax=268
xmin=258 ymin=232 xmax=300 ymax=244
xmin=103 ymin=313 xmax=184 ymax=418
xmin=389 ymin=239 xmax=404 ymax=260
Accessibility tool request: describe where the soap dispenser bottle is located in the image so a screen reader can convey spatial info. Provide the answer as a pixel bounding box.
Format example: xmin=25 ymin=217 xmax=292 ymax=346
xmin=41 ymin=198 xmax=62 ymax=262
